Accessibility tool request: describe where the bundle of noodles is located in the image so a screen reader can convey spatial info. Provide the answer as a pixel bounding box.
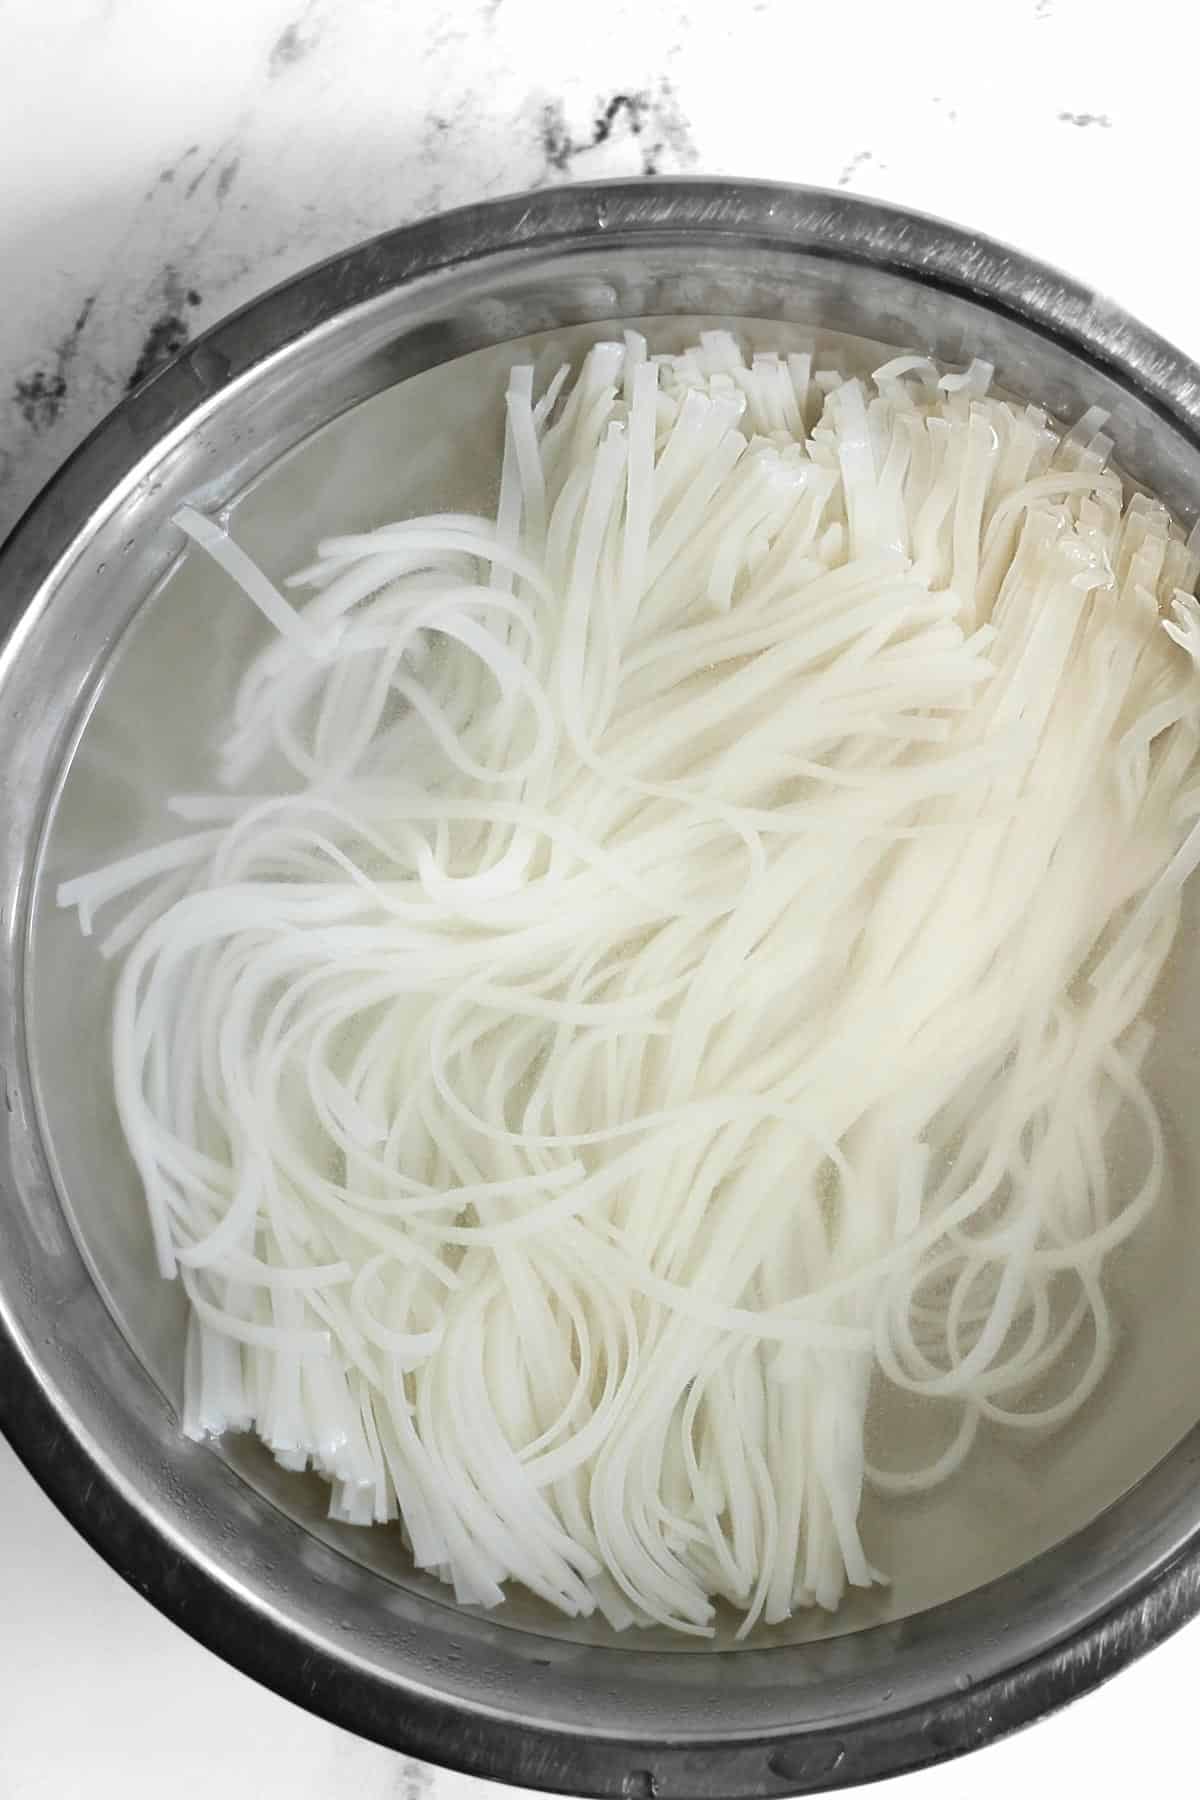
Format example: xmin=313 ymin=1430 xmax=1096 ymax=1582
xmin=59 ymin=332 xmax=1200 ymax=1634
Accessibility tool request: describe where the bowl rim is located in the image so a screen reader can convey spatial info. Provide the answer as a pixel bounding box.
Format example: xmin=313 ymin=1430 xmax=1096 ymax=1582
xmin=4 ymin=175 xmax=1200 ymax=1798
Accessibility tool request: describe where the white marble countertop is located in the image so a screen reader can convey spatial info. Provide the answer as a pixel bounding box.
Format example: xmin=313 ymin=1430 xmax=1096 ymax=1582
xmin=3 ymin=0 xmax=1200 ymax=1793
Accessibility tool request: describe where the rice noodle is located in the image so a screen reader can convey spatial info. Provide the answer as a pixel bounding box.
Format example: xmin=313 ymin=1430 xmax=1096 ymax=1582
xmin=59 ymin=334 xmax=1200 ymax=1634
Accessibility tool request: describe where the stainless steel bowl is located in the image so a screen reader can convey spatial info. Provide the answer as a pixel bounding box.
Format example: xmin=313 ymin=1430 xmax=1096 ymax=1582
xmin=5 ymin=179 xmax=1200 ymax=1797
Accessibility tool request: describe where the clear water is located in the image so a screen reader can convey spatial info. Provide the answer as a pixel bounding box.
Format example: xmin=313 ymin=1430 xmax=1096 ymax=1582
xmin=25 ymin=320 xmax=1200 ymax=1648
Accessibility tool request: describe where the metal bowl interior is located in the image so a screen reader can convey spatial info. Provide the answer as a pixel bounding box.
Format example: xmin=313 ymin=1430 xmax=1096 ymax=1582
xmin=4 ymin=181 xmax=1200 ymax=1796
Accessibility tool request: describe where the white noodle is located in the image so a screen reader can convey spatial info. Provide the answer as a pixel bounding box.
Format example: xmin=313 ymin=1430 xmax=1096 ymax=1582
xmin=60 ymin=333 xmax=1200 ymax=1633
